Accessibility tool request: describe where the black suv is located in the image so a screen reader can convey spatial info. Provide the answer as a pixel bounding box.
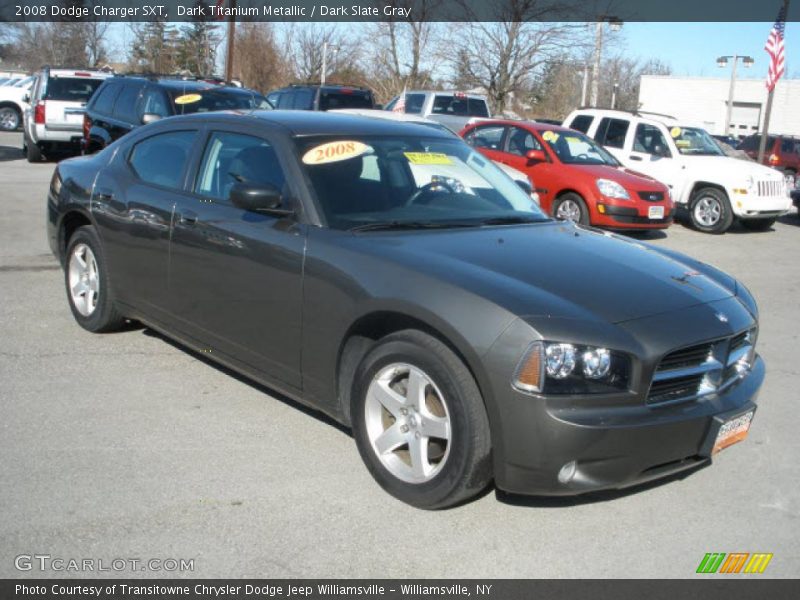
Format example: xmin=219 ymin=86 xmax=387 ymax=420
xmin=266 ymin=84 xmax=375 ymax=111
xmin=83 ymin=76 xmax=271 ymax=154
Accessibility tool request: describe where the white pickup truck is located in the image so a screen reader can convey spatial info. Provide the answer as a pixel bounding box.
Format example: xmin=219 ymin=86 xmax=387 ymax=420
xmin=563 ymin=108 xmax=791 ymax=233
xmin=384 ymin=90 xmax=491 ymax=134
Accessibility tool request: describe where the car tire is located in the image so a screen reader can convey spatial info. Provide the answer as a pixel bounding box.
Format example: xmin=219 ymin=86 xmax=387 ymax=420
xmin=0 ymin=106 xmax=21 ymax=131
xmin=689 ymin=187 xmax=733 ymax=234
xmin=553 ymin=193 xmax=590 ymax=225
xmin=25 ymin=133 xmax=44 ymax=163
xmin=350 ymin=329 xmax=492 ymax=509
xmin=64 ymin=226 xmax=127 ymax=333
xmin=740 ymin=218 xmax=777 ymax=232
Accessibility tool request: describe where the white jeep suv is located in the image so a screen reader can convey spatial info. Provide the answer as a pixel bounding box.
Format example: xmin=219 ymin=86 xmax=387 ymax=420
xmin=564 ymin=108 xmax=791 ymax=233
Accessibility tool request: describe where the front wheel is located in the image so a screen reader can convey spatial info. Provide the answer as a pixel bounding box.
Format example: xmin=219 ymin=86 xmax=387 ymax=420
xmin=552 ymin=193 xmax=589 ymax=225
xmin=351 ymin=330 xmax=492 ymax=509
xmin=0 ymin=106 xmax=21 ymax=131
xmin=740 ymin=217 xmax=776 ymax=232
xmin=689 ymin=187 xmax=733 ymax=234
xmin=65 ymin=226 xmax=126 ymax=332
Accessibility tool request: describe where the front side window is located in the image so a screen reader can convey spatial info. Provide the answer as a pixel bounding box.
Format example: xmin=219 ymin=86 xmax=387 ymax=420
xmin=668 ymin=126 xmax=723 ymax=156
xmin=633 ymin=123 xmax=671 ymax=156
xmin=293 ymin=89 xmax=313 ymax=109
xmin=506 ymin=127 xmax=543 ymax=156
xmin=128 ymin=130 xmax=196 ymax=190
xmin=541 ymin=130 xmax=619 ymax=166
xmin=141 ymin=89 xmax=170 ymax=118
xmin=296 ymin=135 xmax=547 ymax=230
xmin=463 ymin=126 xmax=505 ymax=150
xmin=195 ymin=132 xmax=286 ymax=202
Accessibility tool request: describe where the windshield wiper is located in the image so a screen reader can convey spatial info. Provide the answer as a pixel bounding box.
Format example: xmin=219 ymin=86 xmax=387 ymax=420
xmin=477 ymin=216 xmax=544 ymax=226
xmin=349 ymin=220 xmax=474 ymax=232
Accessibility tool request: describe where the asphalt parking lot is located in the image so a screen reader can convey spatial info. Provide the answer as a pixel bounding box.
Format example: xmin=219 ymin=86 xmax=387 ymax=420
xmin=1 ymin=129 xmax=798 ymax=579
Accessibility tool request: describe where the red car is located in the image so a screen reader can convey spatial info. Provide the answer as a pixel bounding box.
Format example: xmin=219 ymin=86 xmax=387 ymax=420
xmin=460 ymin=120 xmax=673 ymax=230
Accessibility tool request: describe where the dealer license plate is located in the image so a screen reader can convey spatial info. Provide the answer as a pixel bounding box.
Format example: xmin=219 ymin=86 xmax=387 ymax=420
xmin=648 ymin=206 xmax=665 ymax=219
xmin=713 ymin=411 xmax=754 ymax=454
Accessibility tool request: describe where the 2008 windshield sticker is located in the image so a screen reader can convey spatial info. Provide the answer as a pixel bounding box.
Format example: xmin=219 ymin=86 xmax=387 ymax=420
xmin=404 ymin=152 xmax=452 ymax=165
xmin=174 ymin=94 xmax=202 ymax=105
xmin=302 ymin=141 xmax=371 ymax=165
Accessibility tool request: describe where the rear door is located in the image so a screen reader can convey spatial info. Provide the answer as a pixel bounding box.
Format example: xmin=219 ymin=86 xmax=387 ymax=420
xmin=169 ymin=125 xmax=305 ymax=387
xmin=44 ymin=73 xmax=106 ymax=133
xmin=592 ymin=116 xmax=630 ymax=163
xmin=462 ymin=124 xmax=508 ymax=163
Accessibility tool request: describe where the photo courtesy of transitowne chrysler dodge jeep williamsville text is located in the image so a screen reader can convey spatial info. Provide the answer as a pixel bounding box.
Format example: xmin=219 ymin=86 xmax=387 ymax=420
xmin=47 ymin=111 xmax=764 ymax=508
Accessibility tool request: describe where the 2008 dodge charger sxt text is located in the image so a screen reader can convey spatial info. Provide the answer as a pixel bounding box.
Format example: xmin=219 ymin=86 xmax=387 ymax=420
xmin=47 ymin=111 xmax=764 ymax=508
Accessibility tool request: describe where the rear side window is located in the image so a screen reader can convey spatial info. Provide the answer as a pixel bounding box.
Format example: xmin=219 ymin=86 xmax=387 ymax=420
xmin=44 ymin=77 xmax=104 ymax=102
xmin=780 ymin=138 xmax=795 ymax=153
xmin=467 ymin=98 xmax=489 ymax=117
xmin=569 ymin=114 xmax=594 ymax=134
xmin=128 ymin=130 xmax=196 ymax=190
xmin=405 ymin=93 xmax=426 ymax=114
xmin=463 ymin=125 xmax=505 ymax=150
xmin=113 ymin=85 xmax=142 ymax=123
xmin=739 ymin=136 xmax=759 ymax=151
xmin=594 ymin=117 xmax=629 ymax=149
xmin=91 ymin=83 xmax=121 ymax=115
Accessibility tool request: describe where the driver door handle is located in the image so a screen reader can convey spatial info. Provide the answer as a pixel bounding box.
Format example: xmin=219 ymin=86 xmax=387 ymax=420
xmin=178 ymin=210 xmax=198 ymax=225
xmin=629 ymin=155 xmax=643 ymax=161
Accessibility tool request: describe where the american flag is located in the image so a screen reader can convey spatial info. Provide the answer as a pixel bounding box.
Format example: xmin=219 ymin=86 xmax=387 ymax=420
xmin=765 ymin=5 xmax=787 ymax=92
xmin=393 ymin=85 xmax=407 ymax=113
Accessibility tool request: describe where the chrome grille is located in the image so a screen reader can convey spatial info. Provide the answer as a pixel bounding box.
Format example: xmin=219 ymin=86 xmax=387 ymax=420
xmin=647 ymin=330 xmax=755 ymax=406
xmin=756 ymin=180 xmax=784 ymax=198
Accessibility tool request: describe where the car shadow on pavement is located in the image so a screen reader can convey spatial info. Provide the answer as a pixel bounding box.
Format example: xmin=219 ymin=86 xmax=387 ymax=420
xmin=617 ymin=229 xmax=667 ymax=241
xmin=0 ymin=145 xmax=23 ymax=161
xmin=140 ymin=326 xmax=353 ymax=437
xmin=778 ymin=212 xmax=800 ymax=227
xmin=494 ymin=461 xmax=710 ymax=508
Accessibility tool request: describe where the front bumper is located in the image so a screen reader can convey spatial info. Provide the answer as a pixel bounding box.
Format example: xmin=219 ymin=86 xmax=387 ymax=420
xmin=591 ymin=199 xmax=673 ymax=230
xmin=731 ymin=190 xmax=792 ymax=218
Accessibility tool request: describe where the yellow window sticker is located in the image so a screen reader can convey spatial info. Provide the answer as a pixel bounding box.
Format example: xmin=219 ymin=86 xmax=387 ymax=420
xmin=302 ymin=141 xmax=371 ymax=165
xmin=565 ymin=136 xmax=581 ymax=143
xmin=404 ymin=152 xmax=453 ymax=165
xmin=542 ymin=130 xmax=559 ymax=142
xmin=174 ymin=93 xmax=202 ymax=105
xmin=670 ymin=127 xmax=682 ymax=138
xmin=675 ymin=140 xmax=691 ymax=147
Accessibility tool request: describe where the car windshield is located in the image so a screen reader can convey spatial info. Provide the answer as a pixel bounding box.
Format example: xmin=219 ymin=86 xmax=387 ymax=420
xmin=169 ymin=88 xmax=271 ymax=114
xmin=670 ymin=126 xmax=724 ymax=156
xmin=296 ymin=135 xmax=548 ymax=231
xmin=540 ymin=129 xmax=620 ymax=166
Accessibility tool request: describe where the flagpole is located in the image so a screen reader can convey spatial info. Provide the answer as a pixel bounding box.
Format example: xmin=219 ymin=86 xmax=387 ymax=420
xmin=758 ymin=0 xmax=789 ymax=164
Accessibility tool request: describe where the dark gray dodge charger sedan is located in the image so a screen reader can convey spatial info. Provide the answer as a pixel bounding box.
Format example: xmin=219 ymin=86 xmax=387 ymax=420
xmin=47 ymin=111 xmax=763 ymax=508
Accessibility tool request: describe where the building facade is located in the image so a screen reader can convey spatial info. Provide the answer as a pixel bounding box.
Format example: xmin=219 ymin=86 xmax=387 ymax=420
xmin=638 ymin=75 xmax=800 ymax=138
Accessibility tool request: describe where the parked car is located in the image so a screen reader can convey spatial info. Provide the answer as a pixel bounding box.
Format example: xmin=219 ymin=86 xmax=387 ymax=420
xmin=461 ymin=119 xmax=673 ymax=230
xmin=23 ymin=67 xmax=112 ymax=162
xmin=331 ymin=108 xmax=539 ymax=203
xmin=48 ymin=110 xmax=763 ymax=508
xmin=266 ymin=84 xmax=375 ymax=111
xmin=0 ymin=76 xmax=33 ymax=131
xmin=384 ymin=90 xmax=491 ymax=133
xmin=82 ymin=75 xmax=271 ymax=154
xmin=738 ymin=134 xmax=800 ymax=187
xmin=564 ymin=109 xmax=791 ymax=233
xmin=712 ymin=134 xmax=740 ymax=148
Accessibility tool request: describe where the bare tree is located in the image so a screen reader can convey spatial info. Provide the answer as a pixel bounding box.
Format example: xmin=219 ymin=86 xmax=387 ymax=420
xmin=4 ymin=23 xmax=89 ymax=72
xmin=85 ymin=21 xmax=111 ymax=67
xmin=450 ymin=0 xmax=589 ymax=114
xmin=233 ymin=23 xmax=293 ymax=93
xmin=284 ymin=24 xmax=362 ymax=84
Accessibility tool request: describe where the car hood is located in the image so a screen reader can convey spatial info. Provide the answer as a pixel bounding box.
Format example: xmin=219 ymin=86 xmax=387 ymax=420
xmin=682 ymin=155 xmax=784 ymax=181
xmin=573 ymin=164 xmax=664 ymax=190
xmin=353 ymin=222 xmax=733 ymax=324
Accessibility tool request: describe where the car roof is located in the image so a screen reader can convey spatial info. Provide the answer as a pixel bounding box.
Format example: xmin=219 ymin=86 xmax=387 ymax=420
xmin=45 ymin=68 xmax=111 ymax=79
xmin=112 ymin=77 xmax=255 ymax=94
xmin=163 ymin=110 xmax=456 ymax=138
xmin=467 ymin=119 xmax=572 ymax=133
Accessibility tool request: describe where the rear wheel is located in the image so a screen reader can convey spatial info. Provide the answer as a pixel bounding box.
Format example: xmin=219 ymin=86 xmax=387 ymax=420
xmin=0 ymin=106 xmax=21 ymax=131
xmin=553 ymin=193 xmax=589 ymax=225
xmin=689 ymin=187 xmax=733 ymax=234
xmin=24 ymin=132 xmax=43 ymax=162
xmin=351 ymin=330 xmax=492 ymax=509
xmin=740 ymin=218 xmax=776 ymax=232
xmin=65 ymin=226 xmax=126 ymax=332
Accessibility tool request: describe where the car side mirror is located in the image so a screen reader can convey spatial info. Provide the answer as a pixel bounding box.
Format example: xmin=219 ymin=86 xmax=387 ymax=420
xmin=22 ymin=93 xmax=29 ymax=103
xmin=141 ymin=113 xmax=162 ymax=125
xmin=515 ymin=179 xmax=533 ymax=195
xmin=229 ymin=182 xmax=292 ymax=216
xmin=526 ymin=149 xmax=546 ymax=163
xmin=652 ymin=144 xmax=668 ymax=157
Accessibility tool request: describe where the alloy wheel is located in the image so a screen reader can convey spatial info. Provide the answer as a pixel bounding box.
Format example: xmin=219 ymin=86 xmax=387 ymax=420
xmin=556 ymin=199 xmax=582 ymax=222
xmin=364 ymin=363 xmax=451 ymax=484
xmin=68 ymin=243 xmax=100 ymax=317
xmin=0 ymin=107 xmax=19 ymax=131
xmin=693 ymin=196 xmax=722 ymax=227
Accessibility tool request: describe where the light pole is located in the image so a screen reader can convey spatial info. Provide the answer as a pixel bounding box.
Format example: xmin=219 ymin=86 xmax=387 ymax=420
xmin=320 ymin=42 xmax=339 ymax=86
xmin=590 ymin=16 xmax=622 ymax=107
xmin=611 ymin=82 xmax=619 ymax=109
xmin=716 ymin=55 xmax=754 ymax=136
xmin=581 ymin=64 xmax=589 ymax=106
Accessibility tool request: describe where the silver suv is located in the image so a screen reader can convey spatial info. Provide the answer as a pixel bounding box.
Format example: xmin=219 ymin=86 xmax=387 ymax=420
xmin=23 ymin=67 xmax=111 ymax=162
xmin=384 ymin=90 xmax=491 ymax=133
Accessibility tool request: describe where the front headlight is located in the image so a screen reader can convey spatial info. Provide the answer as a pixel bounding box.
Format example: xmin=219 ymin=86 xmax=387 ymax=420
xmin=596 ymin=178 xmax=630 ymax=200
xmin=513 ymin=341 xmax=631 ymax=395
xmin=744 ymin=175 xmax=756 ymax=192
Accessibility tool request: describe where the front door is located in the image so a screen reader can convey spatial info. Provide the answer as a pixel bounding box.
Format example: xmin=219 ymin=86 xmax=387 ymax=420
xmin=169 ymin=127 xmax=305 ymax=388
